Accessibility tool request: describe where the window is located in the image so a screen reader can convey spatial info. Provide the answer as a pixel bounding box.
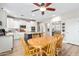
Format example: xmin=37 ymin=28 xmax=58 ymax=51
xmin=20 ymin=25 xmax=26 ymax=29
xmin=31 ymin=26 xmax=35 ymax=32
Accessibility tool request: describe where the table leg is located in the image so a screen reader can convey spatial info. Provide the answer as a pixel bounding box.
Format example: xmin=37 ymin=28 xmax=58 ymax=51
xmin=39 ymin=48 xmax=42 ymax=56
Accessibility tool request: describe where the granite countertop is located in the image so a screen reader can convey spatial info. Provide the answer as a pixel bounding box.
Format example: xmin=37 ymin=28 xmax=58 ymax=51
xmin=0 ymin=32 xmax=14 ymax=37
xmin=6 ymin=32 xmax=14 ymax=36
xmin=25 ymin=32 xmax=43 ymax=34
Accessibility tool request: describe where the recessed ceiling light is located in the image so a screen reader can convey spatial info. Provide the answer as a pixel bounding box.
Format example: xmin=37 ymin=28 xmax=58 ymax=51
xmin=30 ymin=21 xmax=34 ymax=23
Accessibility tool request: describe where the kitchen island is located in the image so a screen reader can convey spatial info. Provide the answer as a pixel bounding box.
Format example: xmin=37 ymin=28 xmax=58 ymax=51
xmin=24 ymin=32 xmax=43 ymax=41
xmin=0 ymin=34 xmax=14 ymax=55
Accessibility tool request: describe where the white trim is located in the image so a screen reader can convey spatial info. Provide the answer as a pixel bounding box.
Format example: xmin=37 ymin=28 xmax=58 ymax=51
xmin=63 ymin=40 xmax=79 ymax=46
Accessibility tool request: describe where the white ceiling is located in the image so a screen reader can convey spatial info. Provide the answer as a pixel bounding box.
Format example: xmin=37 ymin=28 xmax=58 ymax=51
xmin=0 ymin=3 xmax=79 ymax=22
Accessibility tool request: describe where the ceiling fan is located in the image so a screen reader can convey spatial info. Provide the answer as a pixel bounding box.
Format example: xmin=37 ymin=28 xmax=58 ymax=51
xmin=32 ymin=3 xmax=56 ymax=15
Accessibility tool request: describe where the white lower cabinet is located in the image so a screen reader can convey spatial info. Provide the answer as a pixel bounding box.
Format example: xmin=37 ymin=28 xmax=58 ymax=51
xmin=0 ymin=36 xmax=13 ymax=53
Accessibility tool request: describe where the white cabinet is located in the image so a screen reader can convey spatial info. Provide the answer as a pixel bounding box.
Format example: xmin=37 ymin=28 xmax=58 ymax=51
xmin=0 ymin=9 xmax=20 ymax=29
xmin=7 ymin=18 xmax=14 ymax=28
xmin=0 ymin=9 xmax=7 ymax=29
xmin=7 ymin=18 xmax=20 ymax=29
xmin=0 ymin=36 xmax=13 ymax=53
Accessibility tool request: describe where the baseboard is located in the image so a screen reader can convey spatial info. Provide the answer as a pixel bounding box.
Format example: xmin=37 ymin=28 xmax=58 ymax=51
xmin=0 ymin=50 xmax=13 ymax=56
xmin=63 ymin=40 xmax=79 ymax=46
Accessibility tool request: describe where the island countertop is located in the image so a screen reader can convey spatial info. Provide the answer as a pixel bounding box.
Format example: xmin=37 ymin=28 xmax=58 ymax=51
xmin=25 ymin=32 xmax=43 ymax=34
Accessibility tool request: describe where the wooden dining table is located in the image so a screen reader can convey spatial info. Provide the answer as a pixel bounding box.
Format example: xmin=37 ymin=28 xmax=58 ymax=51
xmin=28 ymin=36 xmax=53 ymax=55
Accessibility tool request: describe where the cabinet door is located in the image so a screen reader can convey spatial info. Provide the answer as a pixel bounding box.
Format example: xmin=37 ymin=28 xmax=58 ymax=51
xmin=7 ymin=18 xmax=20 ymax=28
xmin=0 ymin=9 xmax=7 ymax=29
xmin=0 ymin=36 xmax=13 ymax=53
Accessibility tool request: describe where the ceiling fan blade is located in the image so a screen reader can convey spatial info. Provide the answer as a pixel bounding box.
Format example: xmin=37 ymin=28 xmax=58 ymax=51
xmin=33 ymin=3 xmax=40 ymax=7
xmin=46 ymin=8 xmax=56 ymax=11
xmin=32 ymin=9 xmax=39 ymax=12
xmin=45 ymin=3 xmax=52 ymax=7
xmin=41 ymin=11 xmax=45 ymax=15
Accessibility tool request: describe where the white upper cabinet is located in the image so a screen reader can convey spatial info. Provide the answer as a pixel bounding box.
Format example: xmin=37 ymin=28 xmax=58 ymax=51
xmin=7 ymin=18 xmax=14 ymax=28
xmin=7 ymin=18 xmax=20 ymax=29
xmin=0 ymin=9 xmax=20 ymax=29
xmin=0 ymin=9 xmax=7 ymax=29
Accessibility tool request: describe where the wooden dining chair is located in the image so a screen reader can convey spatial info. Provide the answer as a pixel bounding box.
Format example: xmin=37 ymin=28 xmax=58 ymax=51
xmin=54 ymin=34 xmax=63 ymax=56
xmin=19 ymin=37 xmax=38 ymax=56
xmin=49 ymin=37 xmax=57 ymax=56
xmin=42 ymin=37 xmax=56 ymax=56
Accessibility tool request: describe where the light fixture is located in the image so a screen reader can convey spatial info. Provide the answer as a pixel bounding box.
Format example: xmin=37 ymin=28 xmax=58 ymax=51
xmin=32 ymin=3 xmax=56 ymax=15
xmin=30 ymin=21 xmax=34 ymax=24
xmin=40 ymin=6 xmax=46 ymax=11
